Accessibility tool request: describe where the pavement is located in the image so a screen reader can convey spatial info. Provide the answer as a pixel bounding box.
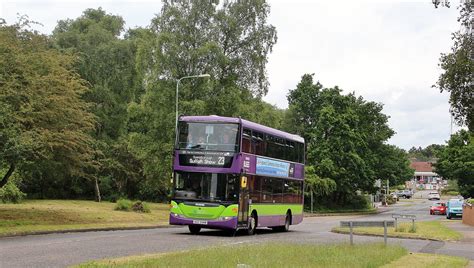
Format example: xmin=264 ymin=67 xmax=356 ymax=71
xmin=0 ymin=190 xmax=473 ymax=267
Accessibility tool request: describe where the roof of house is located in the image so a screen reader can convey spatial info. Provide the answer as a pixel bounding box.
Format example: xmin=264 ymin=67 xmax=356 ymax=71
xmin=410 ymin=161 xmax=434 ymax=172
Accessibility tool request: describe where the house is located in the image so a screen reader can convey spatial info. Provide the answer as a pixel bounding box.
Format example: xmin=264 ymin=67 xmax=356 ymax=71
xmin=409 ymin=161 xmax=446 ymax=190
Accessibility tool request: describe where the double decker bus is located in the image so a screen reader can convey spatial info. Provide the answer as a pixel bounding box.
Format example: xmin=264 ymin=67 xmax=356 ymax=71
xmin=169 ymin=115 xmax=305 ymax=235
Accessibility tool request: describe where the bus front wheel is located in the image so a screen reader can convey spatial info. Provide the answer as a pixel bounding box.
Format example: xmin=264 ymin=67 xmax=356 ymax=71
xmin=188 ymin=225 xmax=201 ymax=234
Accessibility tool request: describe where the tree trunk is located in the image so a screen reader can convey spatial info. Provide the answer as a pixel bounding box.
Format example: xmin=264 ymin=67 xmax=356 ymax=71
xmin=0 ymin=163 xmax=15 ymax=188
xmin=94 ymin=177 xmax=101 ymax=202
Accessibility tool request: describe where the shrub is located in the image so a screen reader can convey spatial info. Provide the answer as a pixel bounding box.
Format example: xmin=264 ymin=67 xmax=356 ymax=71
xmin=386 ymin=195 xmax=397 ymax=205
xmin=132 ymin=201 xmax=151 ymax=213
xmin=345 ymin=194 xmax=371 ymax=210
xmin=115 ymin=198 xmax=133 ymax=211
xmin=0 ymin=180 xmax=26 ymax=203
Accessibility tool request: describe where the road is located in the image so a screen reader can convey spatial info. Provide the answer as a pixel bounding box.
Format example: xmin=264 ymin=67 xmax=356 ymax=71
xmin=1 ymin=190 xmax=472 ymax=267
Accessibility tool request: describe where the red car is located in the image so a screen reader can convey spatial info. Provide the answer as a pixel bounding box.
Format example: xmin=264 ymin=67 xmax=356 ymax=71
xmin=430 ymin=202 xmax=446 ymax=215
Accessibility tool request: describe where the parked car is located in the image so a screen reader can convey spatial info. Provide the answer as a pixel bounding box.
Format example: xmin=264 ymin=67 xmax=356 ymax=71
xmin=446 ymin=199 xmax=463 ymax=219
xmin=397 ymin=190 xmax=413 ymax=199
xmin=428 ymin=191 xmax=441 ymax=200
xmin=430 ymin=202 xmax=446 ymax=215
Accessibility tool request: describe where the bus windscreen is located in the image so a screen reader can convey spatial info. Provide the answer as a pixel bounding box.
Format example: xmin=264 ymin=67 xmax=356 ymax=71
xmin=178 ymin=122 xmax=239 ymax=152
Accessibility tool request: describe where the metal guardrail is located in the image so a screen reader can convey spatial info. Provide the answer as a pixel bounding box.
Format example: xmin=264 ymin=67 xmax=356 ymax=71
xmin=340 ymin=220 xmax=395 ymax=245
xmin=392 ymin=214 xmax=416 ymax=230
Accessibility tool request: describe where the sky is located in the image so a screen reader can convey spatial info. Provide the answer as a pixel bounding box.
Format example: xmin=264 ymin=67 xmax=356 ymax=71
xmin=0 ymin=0 xmax=464 ymax=150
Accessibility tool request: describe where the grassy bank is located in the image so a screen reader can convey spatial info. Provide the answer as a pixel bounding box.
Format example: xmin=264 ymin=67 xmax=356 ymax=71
xmin=78 ymin=243 xmax=469 ymax=268
xmin=381 ymin=252 xmax=468 ymax=268
xmin=78 ymin=243 xmax=408 ymax=268
xmin=0 ymin=200 xmax=169 ymax=236
xmin=332 ymin=221 xmax=462 ymax=241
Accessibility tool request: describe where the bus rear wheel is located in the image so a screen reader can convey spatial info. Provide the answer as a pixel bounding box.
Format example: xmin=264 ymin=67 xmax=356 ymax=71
xmin=188 ymin=225 xmax=201 ymax=234
xmin=273 ymin=213 xmax=290 ymax=232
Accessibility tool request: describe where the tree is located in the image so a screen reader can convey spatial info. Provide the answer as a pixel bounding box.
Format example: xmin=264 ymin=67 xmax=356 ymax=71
xmin=287 ymin=74 xmax=406 ymax=206
xmin=124 ymin=0 xmax=279 ymax=199
xmin=435 ymin=130 xmax=474 ymax=197
xmin=376 ymin=145 xmax=414 ymax=187
xmin=52 ymin=8 xmax=143 ymax=200
xmin=0 ymin=21 xmax=96 ymax=193
xmin=407 ymin=144 xmax=445 ymax=161
xmin=435 ymin=1 xmax=473 ymax=130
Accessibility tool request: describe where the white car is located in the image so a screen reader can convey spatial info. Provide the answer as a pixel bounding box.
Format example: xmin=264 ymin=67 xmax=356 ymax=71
xmin=428 ymin=192 xmax=440 ymax=200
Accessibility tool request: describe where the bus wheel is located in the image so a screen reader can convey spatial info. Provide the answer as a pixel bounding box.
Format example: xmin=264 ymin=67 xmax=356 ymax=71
xmin=273 ymin=213 xmax=290 ymax=232
xmin=188 ymin=225 xmax=201 ymax=234
xmin=247 ymin=212 xmax=257 ymax=235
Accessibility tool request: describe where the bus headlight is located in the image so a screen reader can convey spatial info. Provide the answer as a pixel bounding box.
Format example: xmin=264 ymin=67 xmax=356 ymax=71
xmin=218 ymin=216 xmax=233 ymax=221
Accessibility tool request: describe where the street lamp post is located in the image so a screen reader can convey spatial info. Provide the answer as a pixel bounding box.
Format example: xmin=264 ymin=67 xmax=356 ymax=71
xmin=175 ymin=74 xmax=211 ymax=138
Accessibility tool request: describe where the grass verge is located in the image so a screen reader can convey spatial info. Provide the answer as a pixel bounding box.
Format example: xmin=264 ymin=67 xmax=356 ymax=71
xmin=332 ymin=221 xmax=462 ymax=241
xmin=382 ymin=252 xmax=469 ymax=268
xmin=77 ymin=243 xmax=408 ymax=268
xmin=0 ymin=200 xmax=169 ymax=236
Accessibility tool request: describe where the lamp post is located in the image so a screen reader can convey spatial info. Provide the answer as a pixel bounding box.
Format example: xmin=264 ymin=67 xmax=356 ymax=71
xmin=175 ymin=74 xmax=211 ymax=136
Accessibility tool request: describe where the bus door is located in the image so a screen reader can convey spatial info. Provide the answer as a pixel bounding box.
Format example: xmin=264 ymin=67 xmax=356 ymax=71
xmin=237 ymin=175 xmax=249 ymax=227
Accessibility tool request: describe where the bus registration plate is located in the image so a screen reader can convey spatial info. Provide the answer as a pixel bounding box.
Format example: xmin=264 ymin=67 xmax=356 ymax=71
xmin=193 ymin=220 xmax=208 ymax=225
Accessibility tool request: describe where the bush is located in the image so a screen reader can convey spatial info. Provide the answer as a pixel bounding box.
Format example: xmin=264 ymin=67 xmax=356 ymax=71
xmin=386 ymin=195 xmax=397 ymax=205
xmin=0 ymin=180 xmax=26 ymax=203
xmin=114 ymin=198 xmax=133 ymax=211
xmin=132 ymin=201 xmax=151 ymax=213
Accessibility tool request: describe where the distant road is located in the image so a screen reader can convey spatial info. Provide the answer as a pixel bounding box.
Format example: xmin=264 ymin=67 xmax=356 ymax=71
xmin=1 ymin=193 xmax=472 ymax=267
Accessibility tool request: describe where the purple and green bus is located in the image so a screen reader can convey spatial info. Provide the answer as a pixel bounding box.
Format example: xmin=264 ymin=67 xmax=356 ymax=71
xmin=169 ymin=115 xmax=305 ymax=235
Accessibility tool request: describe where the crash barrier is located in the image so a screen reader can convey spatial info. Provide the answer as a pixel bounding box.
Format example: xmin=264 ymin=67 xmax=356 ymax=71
xmin=392 ymin=214 xmax=416 ymax=230
xmin=340 ymin=220 xmax=395 ymax=246
xmin=462 ymin=203 xmax=474 ymax=226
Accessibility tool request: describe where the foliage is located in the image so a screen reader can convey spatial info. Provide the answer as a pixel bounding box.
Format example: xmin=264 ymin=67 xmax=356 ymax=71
xmin=124 ymin=0 xmax=280 ymax=200
xmin=0 ymin=20 xmax=97 ymax=191
xmin=287 ymin=74 xmax=408 ymax=206
xmin=435 ymin=1 xmax=473 ymax=130
xmin=131 ymin=201 xmax=151 ymax=213
xmin=407 ymin=144 xmax=445 ymax=161
xmin=440 ymin=180 xmax=459 ymax=195
xmin=114 ymin=198 xmax=133 ymax=211
xmin=386 ymin=195 xmax=397 ymax=205
xmin=435 ymin=130 xmax=474 ymax=197
xmin=0 ymin=179 xmax=26 ymax=203
xmin=52 ymin=8 xmax=142 ymax=201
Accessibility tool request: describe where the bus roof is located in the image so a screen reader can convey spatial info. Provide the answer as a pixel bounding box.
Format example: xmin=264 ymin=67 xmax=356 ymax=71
xmin=180 ymin=115 xmax=305 ymax=143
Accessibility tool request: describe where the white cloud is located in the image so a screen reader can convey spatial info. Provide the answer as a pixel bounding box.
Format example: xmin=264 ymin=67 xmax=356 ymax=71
xmin=0 ymin=0 xmax=463 ymax=149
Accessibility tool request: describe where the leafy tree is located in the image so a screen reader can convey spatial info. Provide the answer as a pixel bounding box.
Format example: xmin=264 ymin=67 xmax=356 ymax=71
xmin=435 ymin=130 xmax=474 ymax=197
xmin=53 ymin=8 xmax=139 ymax=139
xmin=305 ymin=166 xmax=336 ymax=211
xmin=407 ymin=144 xmax=445 ymax=161
xmin=435 ymin=1 xmax=473 ymax=130
xmin=0 ymin=21 xmax=96 ymax=193
xmin=376 ymin=145 xmax=414 ymax=187
xmin=52 ymin=8 xmax=143 ymax=200
xmin=287 ymin=74 xmax=407 ymax=206
xmin=125 ymin=0 xmax=279 ymax=199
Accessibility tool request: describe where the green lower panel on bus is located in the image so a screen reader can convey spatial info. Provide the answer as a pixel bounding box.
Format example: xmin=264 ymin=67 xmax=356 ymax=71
xmin=170 ymin=201 xmax=238 ymax=219
xmin=249 ymin=203 xmax=303 ymax=216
